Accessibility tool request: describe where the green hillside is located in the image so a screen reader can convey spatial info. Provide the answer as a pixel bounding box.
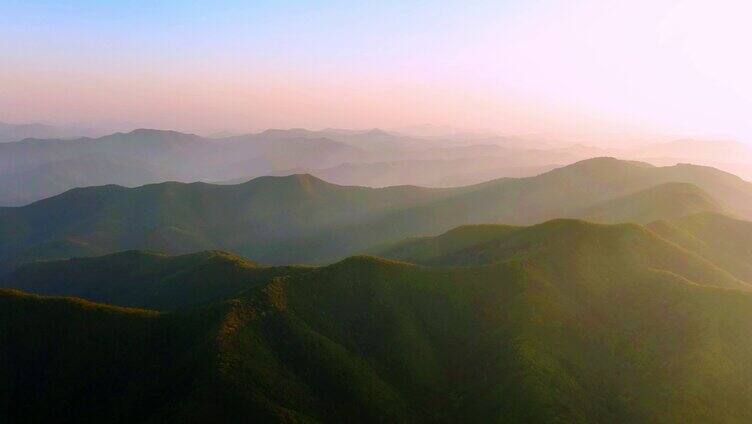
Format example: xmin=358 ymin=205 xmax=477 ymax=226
xmin=3 ymin=157 xmax=752 ymax=271
xmin=259 ymin=158 xmax=752 ymax=263
xmin=3 ymin=250 xmax=308 ymax=310
xmin=0 ymin=289 xmax=249 ymax=423
xmin=579 ymin=182 xmax=723 ymax=223
xmin=377 ymin=218 xmax=749 ymax=289
xmin=368 ymin=224 xmax=521 ymax=264
xmin=229 ymin=255 xmax=752 ymax=422
xmin=648 ymin=212 xmax=752 ymax=282
xmin=6 ymin=219 xmax=752 ymax=421
xmin=0 ymin=173 xmax=458 ymax=271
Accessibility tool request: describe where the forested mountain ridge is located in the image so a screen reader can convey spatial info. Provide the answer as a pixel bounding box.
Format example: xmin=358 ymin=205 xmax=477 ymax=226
xmin=2 ymin=157 xmax=751 ymax=272
xmin=6 ymin=216 xmax=752 ymax=421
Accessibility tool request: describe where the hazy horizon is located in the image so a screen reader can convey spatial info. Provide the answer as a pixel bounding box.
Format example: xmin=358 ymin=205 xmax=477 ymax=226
xmin=6 ymin=3 xmax=752 ymax=421
xmin=3 ymin=0 xmax=751 ymax=143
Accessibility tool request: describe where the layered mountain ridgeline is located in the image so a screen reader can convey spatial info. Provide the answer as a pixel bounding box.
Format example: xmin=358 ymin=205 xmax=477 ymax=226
xmin=0 ymin=127 xmax=574 ymax=206
xmin=261 ymin=158 xmax=561 ymax=188
xmin=0 ymin=129 xmax=369 ymax=205
xmin=2 ymin=157 xmax=751 ymax=271
xmin=0 ymin=129 xmax=213 ymax=176
xmin=4 ymin=126 xmax=751 ymax=207
xmin=5 ymin=219 xmax=752 ymax=421
xmin=0 ymin=174 xmax=460 ymax=272
xmin=277 ymin=159 xmax=752 ymax=261
xmin=0 ymin=153 xmax=164 ymax=206
xmin=0 ymin=121 xmax=102 ymax=143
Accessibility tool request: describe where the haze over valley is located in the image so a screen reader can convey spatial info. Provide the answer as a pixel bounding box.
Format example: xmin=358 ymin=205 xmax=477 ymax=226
xmin=1 ymin=125 xmax=750 ymax=207
xmin=3 ymin=1 xmax=752 ymax=422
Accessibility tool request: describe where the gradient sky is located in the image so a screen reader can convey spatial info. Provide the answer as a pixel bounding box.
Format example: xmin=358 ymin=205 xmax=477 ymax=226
xmin=1 ymin=0 xmax=751 ymax=142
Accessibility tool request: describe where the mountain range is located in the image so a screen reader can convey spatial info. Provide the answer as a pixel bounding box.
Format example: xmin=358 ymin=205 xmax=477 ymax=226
xmin=5 ymin=211 xmax=752 ymax=421
xmin=2 ymin=157 xmax=751 ymax=273
xmin=4 ymin=142 xmax=752 ymax=422
xmin=3 ymin=126 xmax=749 ymax=207
xmin=0 ymin=127 xmax=596 ymax=206
xmin=0 ymin=121 xmax=103 ymax=143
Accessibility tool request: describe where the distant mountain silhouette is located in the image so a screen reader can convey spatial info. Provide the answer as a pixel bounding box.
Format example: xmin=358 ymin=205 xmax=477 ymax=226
xmin=0 ymin=129 xmax=370 ymax=205
xmin=0 ymin=121 xmax=102 ymax=143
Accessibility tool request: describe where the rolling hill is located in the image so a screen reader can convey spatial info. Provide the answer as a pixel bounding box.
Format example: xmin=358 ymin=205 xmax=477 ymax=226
xmin=282 ymin=158 xmax=752 ymax=262
xmin=376 ymin=218 xmax=749 ymax=289
xmin=376 ymin=212 xmax=752 ymax=287
xmin=578 ymin=182 xmax=723 ymax=224
xmin=6 ymin=217 xmax=752 ymax=421
xmin=648 ymin=212 xmax=752 ymax=283
xmin=2 ymin=157 xmax=752 ymax=271
xmin=2 ymin=250 xmax=308 ymax=310
xmin=0 ymin=174 xmax=459 ymax=271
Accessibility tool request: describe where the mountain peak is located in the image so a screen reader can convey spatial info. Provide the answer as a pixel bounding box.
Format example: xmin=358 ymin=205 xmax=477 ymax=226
xmin=331 ymin=254 xmax=411 ymax=271
xmin=242 ymin=173 xmax=332 ymax=192
xmin=361 ymin=128 xmax=392 ymax=137
xmin=569 ymin=156 xmax=652 ymax=169
xmin=124 ymin=128 xmax=195 ymax=138
xmin=257 ymin=128 xmax=316 ymax=139
xmin=251 ymin=172 xmax=325 ymax=183
xmin=543 ymin=157 xmax=654 ymax=179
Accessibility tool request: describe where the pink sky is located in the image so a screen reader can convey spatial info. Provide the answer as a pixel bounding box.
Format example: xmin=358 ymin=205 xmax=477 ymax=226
xmin=1 ymin=0 xmax=751 ymax=143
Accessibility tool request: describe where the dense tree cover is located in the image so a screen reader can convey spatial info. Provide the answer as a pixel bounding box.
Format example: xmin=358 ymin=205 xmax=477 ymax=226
xmin=5 ymin=216 xmax=752 ymax=422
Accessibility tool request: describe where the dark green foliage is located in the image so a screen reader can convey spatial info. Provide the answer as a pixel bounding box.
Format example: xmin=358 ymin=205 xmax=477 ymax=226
xmin=0 ymin=290 xmax=217 ymax=423
xmin=6 ymin=218 xmax=752 ymax=422
xmin=3 ymin=250 xmax=308 ymax=310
